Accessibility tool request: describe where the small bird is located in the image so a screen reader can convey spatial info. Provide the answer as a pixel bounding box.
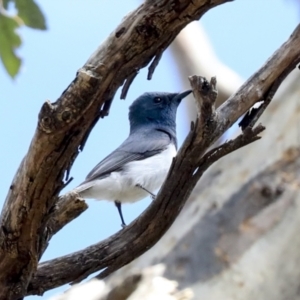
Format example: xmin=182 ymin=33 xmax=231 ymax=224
xmin=74 ymin=90 xmax=192 ymax=227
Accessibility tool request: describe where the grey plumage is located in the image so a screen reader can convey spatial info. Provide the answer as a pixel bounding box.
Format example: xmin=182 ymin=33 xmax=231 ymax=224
xmin=82 ymin=129 xmax=173 ymax=185
xmin=74 ymin=90 xmax=192 ymax=227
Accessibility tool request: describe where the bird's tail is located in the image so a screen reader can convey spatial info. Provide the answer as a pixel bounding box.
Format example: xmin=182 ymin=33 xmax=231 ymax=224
xmin=72 ymin=180 xmax=94 ymax=195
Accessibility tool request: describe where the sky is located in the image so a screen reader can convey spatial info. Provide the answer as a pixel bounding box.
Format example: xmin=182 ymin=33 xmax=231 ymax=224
xmin=0 ymin=0 xmax=298 ymax=299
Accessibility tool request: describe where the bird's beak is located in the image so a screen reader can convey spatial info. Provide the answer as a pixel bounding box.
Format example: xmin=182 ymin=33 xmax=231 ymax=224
xmin=173 ymin=90 xmax=192 ymax=102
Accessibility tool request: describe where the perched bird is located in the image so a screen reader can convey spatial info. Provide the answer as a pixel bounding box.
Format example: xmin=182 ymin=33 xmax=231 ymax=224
xmin=74 ymin=90 xmax=192 ymax=227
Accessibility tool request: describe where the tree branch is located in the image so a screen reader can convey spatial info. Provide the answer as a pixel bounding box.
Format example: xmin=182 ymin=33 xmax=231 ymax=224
xmin=147 ymin=49 xmax=163 ymax=80
xmin=239 ymin=56 xmax=300 ymax=130
xmin=191 ymin=124 xmax=265 ymax=186
xmin=0 ymin=1 xmax=233 ymax=299
xmin=39 ymin=193 xmax=88 ymax=259
xmin=214 ymin=24 xmax=300 ymax=139
xmin=120 ymin=69 xmax=139 ymax=100
xmin=26 ymin=23 xmax=300 ymax=296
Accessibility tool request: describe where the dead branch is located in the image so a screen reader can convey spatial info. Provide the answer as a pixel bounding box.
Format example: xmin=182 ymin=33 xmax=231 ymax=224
xmin=1 ymin=0 xmax=299 ymax=298
xmin=120 ymin=69 xmax=139 ymax=100
xmin=39 ymin=193 xmax=88 ymax=259
xmin=0 ymin=1 xmax=234 ymax=299
xmin=147 ymin=49 xmax=164 ymax=80
xmin=25 ymin=23 xmax=300 ymax=296
xmin=239 ymin=57 xmax=300 ymax=130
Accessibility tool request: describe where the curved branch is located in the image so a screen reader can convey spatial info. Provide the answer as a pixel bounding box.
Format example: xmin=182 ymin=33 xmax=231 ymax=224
xmin=0 ymin=1 xmax=234 ymax=299
xmin=26 ymin=23 xmax=300 ymax=296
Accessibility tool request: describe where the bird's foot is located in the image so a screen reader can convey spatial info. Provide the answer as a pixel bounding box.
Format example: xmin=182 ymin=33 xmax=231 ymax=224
xmin=150 ymin=194 xmax=156 ymax=201
xmin=136 ymin=184 xmax=156 ymax=200
xmin=115 ymin=200 xmax=127 ymax=229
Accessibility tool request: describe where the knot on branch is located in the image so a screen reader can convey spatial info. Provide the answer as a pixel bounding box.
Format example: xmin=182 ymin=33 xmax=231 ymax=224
xmin=38 ymin=101 xmax=56 ymax=133
xmin=173 ymin=0 xmax=190 ymax=13
xmin=38 ymin=69 xmax=103 ymax=133
xmin=135 ymin=17 xmax=159 ymax=38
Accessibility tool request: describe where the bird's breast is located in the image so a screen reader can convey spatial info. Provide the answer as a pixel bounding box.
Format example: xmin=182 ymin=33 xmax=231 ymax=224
xmin=78 ymin=144 xmax=176 ymax=203
xmin=122 ymin=143 xmax=177 ymax=192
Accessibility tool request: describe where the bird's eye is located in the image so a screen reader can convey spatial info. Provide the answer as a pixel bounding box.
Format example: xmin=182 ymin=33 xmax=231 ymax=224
xmin=154 ymin=97 xmax=162 ymax=103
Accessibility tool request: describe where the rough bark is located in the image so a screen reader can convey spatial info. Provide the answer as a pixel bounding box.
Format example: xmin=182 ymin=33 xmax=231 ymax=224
xmin=25 ymin=23 xmax=300 ymax=296
xmin=0 ymin=1 xmax=299 ymax=299
xmin=0 ymin=1 xmax=234 ymax=299
xmin=113 ymin=60 xmax=300 ymax=299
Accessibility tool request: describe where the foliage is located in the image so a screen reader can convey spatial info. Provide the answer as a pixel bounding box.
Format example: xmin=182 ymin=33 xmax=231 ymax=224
xmin=0 ymin=0 xmax=46 ymax=78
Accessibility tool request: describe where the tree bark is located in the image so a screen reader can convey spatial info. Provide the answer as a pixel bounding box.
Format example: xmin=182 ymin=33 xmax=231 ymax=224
xmin=26 ymin=23 xmax=300 ymax=296
xmin=112 ymin=57 xmax=300 ymax=300
xmin=0 ymin=1 xmax=238 ymax=299
xmin=0 ymin=1 xmax=299 ymax=299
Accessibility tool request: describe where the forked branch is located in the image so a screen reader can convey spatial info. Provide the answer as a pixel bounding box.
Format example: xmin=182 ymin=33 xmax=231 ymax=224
xmin=27 ymin=24 xmax=300 ymax=295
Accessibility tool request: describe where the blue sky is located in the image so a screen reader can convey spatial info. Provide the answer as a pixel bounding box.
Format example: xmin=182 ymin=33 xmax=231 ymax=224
xmin=0 ymin=0 xmax=298 ymax=299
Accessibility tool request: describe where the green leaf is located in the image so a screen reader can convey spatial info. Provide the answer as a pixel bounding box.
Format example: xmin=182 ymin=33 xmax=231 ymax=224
xmin=15 ymin=0 xmax=47 ymax=30
xmin=0 ymin=14 xmax=21 ymax=78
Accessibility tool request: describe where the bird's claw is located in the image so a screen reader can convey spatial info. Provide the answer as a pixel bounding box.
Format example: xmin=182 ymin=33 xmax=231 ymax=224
xmin=150 ymin=194 xmax=156 ymax=201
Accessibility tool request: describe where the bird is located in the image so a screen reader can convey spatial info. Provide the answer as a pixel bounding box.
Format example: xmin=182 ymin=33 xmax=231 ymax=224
xmin=73 ymin=90 xmax=192 ymax=227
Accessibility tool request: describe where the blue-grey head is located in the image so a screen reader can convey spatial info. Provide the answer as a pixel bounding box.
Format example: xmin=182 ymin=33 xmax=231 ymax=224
xmin=129 ymin=90 xmax=192 ymax=134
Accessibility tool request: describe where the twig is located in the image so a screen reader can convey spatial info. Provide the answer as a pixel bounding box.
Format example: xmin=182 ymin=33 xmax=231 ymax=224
xmin=62 ymin=176 xmax=73 ymax=189
xmin=239 ymin=58 xmax=300 ymax=130
xmin=121 ymin=69 xmax=139 ymax=99
xmin=192 ymin=124 xmax=265 ymax=183
xmin=100 ymin=98 xmax=113 ymax=118
xmin=147 ymin=50 xmax=163 ymax=80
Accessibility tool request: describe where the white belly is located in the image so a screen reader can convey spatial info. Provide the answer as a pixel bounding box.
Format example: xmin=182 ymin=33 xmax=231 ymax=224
xmin=78 ymin=144 xmax=176 ymax=203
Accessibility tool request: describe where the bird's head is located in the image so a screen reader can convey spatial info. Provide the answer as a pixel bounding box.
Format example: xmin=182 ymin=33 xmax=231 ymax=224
xmin=128 ymin=90 xmax=192 ymax=133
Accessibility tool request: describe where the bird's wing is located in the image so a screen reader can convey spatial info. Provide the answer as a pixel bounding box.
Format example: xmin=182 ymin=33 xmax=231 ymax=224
xmin=79 ymin=130 xmax=172 ymax=185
